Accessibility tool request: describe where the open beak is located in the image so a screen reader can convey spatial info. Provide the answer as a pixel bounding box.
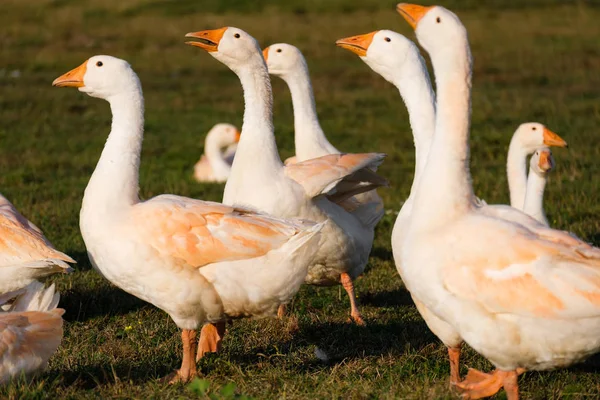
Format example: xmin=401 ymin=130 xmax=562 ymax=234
xmin=396 ymin=3 xmax=433 ymax=30
xmin=52 ymin=60 xmax=87 ymax=87
xmin=335 ymin=31 xmax=377 ymax=57
xmin=185 ymin=27 xmax=227 ymax=52
xmin=234 ymin=130 xmax=241 ymax=143
xmin=543 ymin=127 xmax=568 ymax=148
xmin=262 ymin=46 xmax=270 ymax=62
xmin=538 ymin=150 xmax=555 ymax=171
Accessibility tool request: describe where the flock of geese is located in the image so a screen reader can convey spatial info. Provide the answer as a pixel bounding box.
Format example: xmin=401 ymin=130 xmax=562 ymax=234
xmin=0 ymin=3 xmax=597 ymax=399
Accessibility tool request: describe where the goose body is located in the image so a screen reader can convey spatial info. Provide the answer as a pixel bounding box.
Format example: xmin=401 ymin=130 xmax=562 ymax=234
xmin=0 ymin=281 xmax=64 ymax=384
xmin=0 ymin=194 xmax=74 ymax=300
xmin=193 ymin=123 xmax=240 ymax=183
xmin=186 ymin=27 xmax=387 ymax=325
xmin=397 ymin=4 xmax=600 ymax=398
xmin=523 ymin=148 xmax=554 ymax=226
xmin=53 ymin=55 xmax=323 ymax=382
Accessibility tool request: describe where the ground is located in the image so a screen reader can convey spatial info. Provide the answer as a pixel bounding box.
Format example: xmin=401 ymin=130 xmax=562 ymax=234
xmin=1 ymin=0 xmax=600 ymax=398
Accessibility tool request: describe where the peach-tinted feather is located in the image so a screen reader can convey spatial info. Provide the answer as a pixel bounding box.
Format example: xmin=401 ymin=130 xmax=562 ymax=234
xmin=131 ymin=195 xmax=307 ymax=268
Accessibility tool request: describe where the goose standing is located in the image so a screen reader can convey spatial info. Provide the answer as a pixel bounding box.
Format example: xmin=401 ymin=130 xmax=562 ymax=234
xmin=186 ymin=27 xmax=387 ymax=327
xmin=263 ymin=43 xmax=384 ymax=215
xmin=523 ymin=148 xmax=555 ymax=226
xmin=0 ymin=194 xmax=74 ymax=302
xmin=336 ymin=29 xmax=465 ymax=383
xmin=507 ymin=123 xmax=566 ymax=210
xmin=193 ymin=123 xmax=240 ymax=183
xmin=53 ymin=55 xmax=324 ymax=382
xmin=398 ymin=4 xmax=600 ymax=398
xmin=0 ymin=281 xmax=64 ymax=384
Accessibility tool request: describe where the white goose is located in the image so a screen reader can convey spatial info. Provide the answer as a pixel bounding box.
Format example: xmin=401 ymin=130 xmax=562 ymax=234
xmin=52 ymin=55 xmax=324 ymax=383
xmin=193 ymin=123 xmax=240 ymax=183
xmin=186 ymin=27 xmax=387 ymax=326
xmin=398 ymin=4 xmax=600 ymax=399
xmin=0 ymin=194 xmax=74 ymax=302
xmin=0 ymin=281 xmax=64 ymax=384
xmin=263 ymin=43 xmax=384 ymax=215
xmin=523 ymin=148 xmax=555 ymax=226
xmin=507 ymin=123 xmax=566 ymax=210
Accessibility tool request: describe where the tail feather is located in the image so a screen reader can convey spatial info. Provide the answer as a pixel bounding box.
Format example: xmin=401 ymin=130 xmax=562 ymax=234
xmin=8 ymin=282 xmax=60 ymax=313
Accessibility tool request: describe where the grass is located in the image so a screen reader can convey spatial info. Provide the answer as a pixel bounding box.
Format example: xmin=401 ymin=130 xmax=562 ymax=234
xmin=1 ymin=0 xmax=600 ymax=398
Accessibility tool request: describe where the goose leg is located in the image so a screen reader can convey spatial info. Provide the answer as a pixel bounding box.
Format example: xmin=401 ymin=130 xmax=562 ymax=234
xmin=455 ymin=369 xmax=521 ymax=399
xmin=196 ymin=322 xmax=226 ymax=361
xmin=340 ymin=272 xmax=365 ymax=326
xmin=448 ymin=345 xmax=461 ymax=385
xmin=169 ymin=329 xmax=198 ymax=384
xmin=277 ymin=304 xmax=286 ymax=318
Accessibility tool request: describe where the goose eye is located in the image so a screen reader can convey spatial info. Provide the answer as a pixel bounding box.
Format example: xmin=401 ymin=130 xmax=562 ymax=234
xmin=234 ymin=33 xmax=240 ymax=38
xmin=384 ymin=37 xmax=391 ymax=42
xmin=532 ymin=127 xmax=537 ymax=131
xmin=436 ymin=17 xmax=441 ymax=23
xmin=277 ymin=49 xmax=282 ymax=53
xmin=96 ymin=61 xmax=103 ymax=67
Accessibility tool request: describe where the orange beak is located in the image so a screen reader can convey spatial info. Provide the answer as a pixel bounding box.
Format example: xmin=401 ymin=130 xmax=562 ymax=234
xmin=543 ymin=127 xmax=568 ymax=148
xmin=234 ymin=130 xmax=241 ymax=143
xmin=52 ymin=60 xmax=88 ymax=87
xmin=262 ymin=46 xmax=270 ymax=62
xmin=396 ymin=3 xmax=434 ymax=30
xmin=336 ymin=31 xmax=377 ymax=57
xmin=538 ymin=149 xmax=555 ymax=171
xmin=185 ymin=27 xmax=228 ymax=52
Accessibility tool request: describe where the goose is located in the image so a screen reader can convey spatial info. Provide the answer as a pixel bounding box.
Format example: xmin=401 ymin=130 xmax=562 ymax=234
xmin=523 ymin=148 xmax=555 ymax=226
xmin=0 ymin=281 xmax=64 ymax=384
xmin=52 ymin=55 xmax=324 ymax=383
xmin=186 ymin=27 xmax=387 ymax=327
xmin=0 ymin=194 xmax=74 ymax=302
xmin=263 ymin=43 xmax=384 ymax=215
xmin=507 ymin=123 xmax=566 ymax=210
xmin=193 ymin=123 xmax=240 ymax=183
xmin=397 ymin=4 xmax=600 ymax=399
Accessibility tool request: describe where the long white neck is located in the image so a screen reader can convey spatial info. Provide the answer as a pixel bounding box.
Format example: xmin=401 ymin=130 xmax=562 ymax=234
xmin=391 ymin=54 xmax=436 ymax=215
xmin=506 ymin=138 xmax=528 ymax=210
xmin=84 ymin=89 xmax=144 ymax=211
xmin=523 ymin=169 xmax=548 ymax=225
xmin=205 ymin=135 xmax=231 ymax=178
xmin=411 ymin=39 xmax=474 ymax=229
xmin=281 ymin=63 xmax=336 ymax=161
xmin=223 ymin=55 xmax=283 ymax=203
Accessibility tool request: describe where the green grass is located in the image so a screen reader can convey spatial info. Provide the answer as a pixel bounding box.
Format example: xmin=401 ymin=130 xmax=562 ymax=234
xmin=1 ymin=0 xmax=600 ymax=398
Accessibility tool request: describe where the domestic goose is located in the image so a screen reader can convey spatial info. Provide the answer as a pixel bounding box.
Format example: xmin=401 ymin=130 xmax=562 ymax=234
xmin=193 ymin=123 xmax=240 ymax=183
xmin=186 ymin=27 xmax=387 ymax=327
xmin=523 ymin=148 xmax=555 ymax=226
xmin=336 ymin=29 xmax=465 ymax=383
xmin=507 ymin=123 xmax=566 ymax=210
xmin=0 ymin=281 xmax=64 ymax=384
xmin=263 ymin=43 xmax=384 ymax=234
xmin=53 ymin=55 xmax=324 ymax=382
xmin=398 ymin=4 xmax=600 ymax=399
xmin=0 ymin=194 xmax=74 ymax=302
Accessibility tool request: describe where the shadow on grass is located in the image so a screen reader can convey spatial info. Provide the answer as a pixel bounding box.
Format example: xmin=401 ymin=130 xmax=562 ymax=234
xmin=60 ymin=285 xmax=148 ymax=323
xmin=360 ymin=287 xmax=415 ymax=308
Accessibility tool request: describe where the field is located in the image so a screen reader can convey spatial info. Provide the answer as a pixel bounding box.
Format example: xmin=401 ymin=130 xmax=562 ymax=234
xmin=1 ymin=0 xmax=600 ymax=398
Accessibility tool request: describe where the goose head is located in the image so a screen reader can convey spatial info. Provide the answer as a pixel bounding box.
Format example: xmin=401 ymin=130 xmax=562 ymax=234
xmin=530 ymin=148 xmax=555 ymax=177
xmin=396 ymin=4 xmax=467 ymax=59
xmin=52 ymin=55 xmax=140 ymax=99
xmin=513 ymin=123 xmax=567 ymax=153
xmin=336 ymin=30 xmax=422 ymax=85
xmin=207 ymin=123 xmax=241 ymax=147
xmin=262 ymin=43 xmax=307 ymax=79
xmin=185 ymin=27 xmax=265 ymax=73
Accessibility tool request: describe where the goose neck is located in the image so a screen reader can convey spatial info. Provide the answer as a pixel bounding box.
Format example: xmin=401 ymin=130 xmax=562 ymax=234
xmin=506 ymin=138 xmax=528 ymax=209
xmin=523 ymin=170 xmax=547 ymax=224
xmin=85 ymin=90 xmax=144 ymax=211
